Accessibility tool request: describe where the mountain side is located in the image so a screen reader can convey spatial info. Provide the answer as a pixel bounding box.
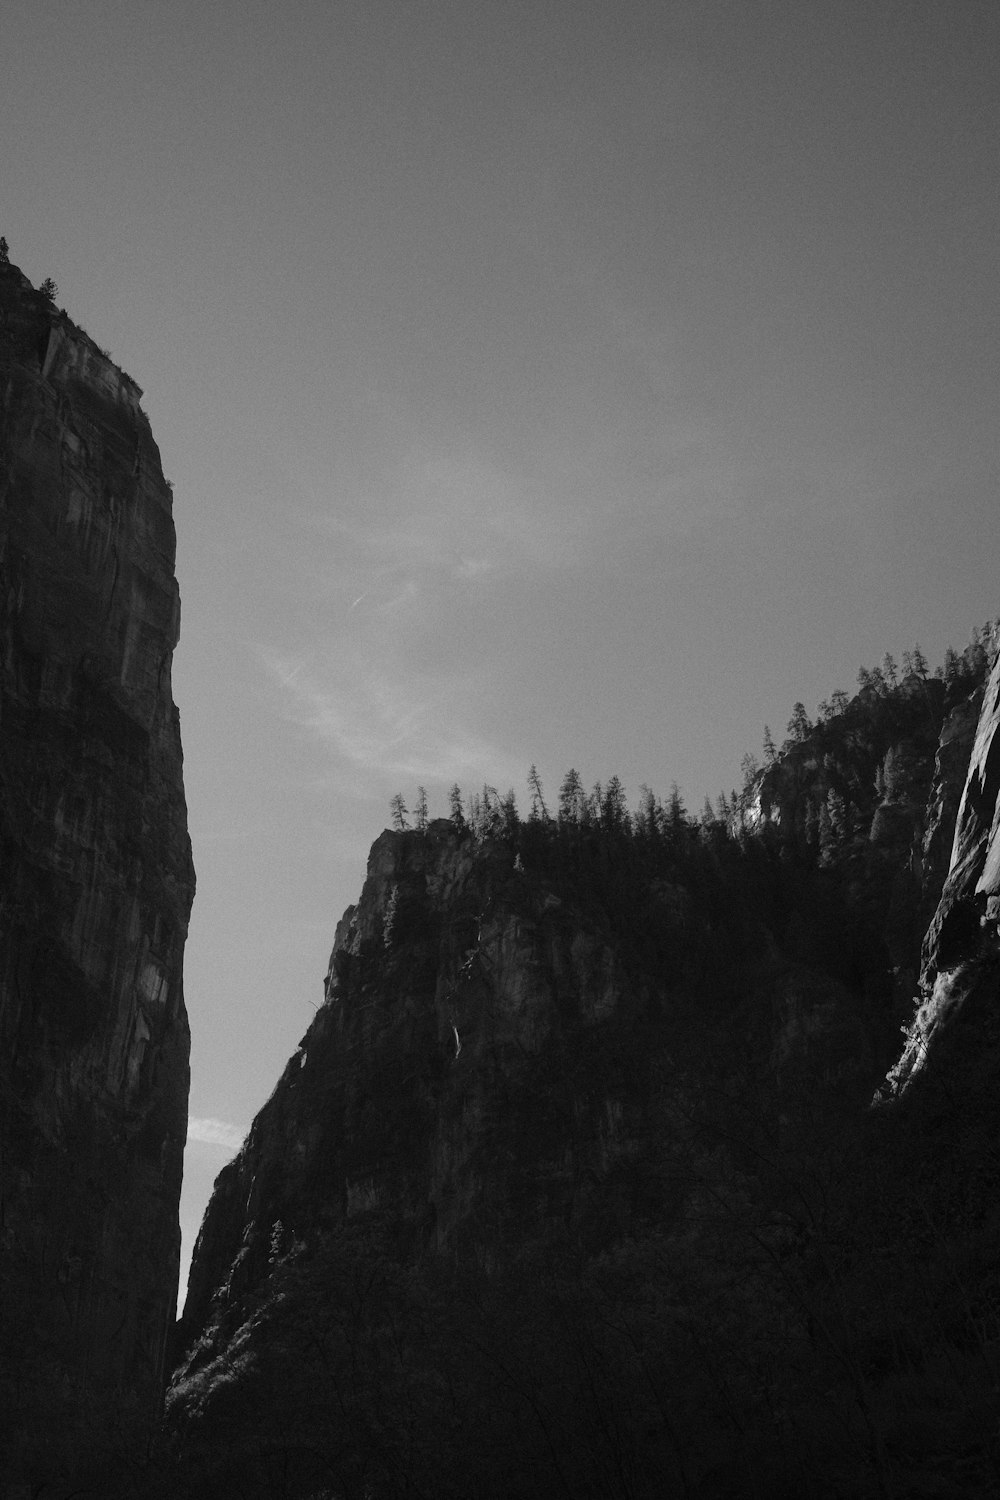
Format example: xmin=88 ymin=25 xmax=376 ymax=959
xmin=0 ymin=260 xmax=195 ymax=1489
xmin=885 ymin=647 xmax=1000 ymax=1098
xmin=163 ymin=641 xmax=1000 ymax=1500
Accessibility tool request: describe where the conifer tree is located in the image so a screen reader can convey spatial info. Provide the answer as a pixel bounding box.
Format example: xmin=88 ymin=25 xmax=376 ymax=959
xmin=414 ymin=786 xmax=429 ymax=831
xmin=527 ymin=764 xmax=548 ymax=822
xmin=499 ymin=789 xmax=520 ymax=836
xmin=448 ymin=784 xmax=465 ymax=830
xmin=389 ymin=793 xmax=409 ymax=831
xmin=786 ymin=703 xmax=811 ymax=741
xmin=666 ymin=782 xmax=687 ymax=839
xmin=558 ymin=768 xmax=585 ymax=825
xmin=601 ymin=776 xmax=628 ymax=831
xmin=635 ymin=784 xmax=660 ymax=836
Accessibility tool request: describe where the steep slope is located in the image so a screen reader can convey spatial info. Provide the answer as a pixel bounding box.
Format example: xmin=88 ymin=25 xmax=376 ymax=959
xmin=166 ymin=646 xmax=999 ymax=1500
xmin=886 ymin=648 xmax=1000 ymax=1097
xmin=0 ymin=261 xmax=195 ymax=1488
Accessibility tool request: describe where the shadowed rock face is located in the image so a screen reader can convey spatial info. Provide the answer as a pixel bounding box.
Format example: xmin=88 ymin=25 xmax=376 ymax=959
xmin=0 ymin=263 xmax=194 ymax=1486
xmin=176 ymin=816 xmax=884 ymax=1359
xmin=886 ymin=650 xmax=1000 ymax=1097
xmin=168 ymin=650 xmax=1000 ymax=1499
xmin=178 ymin=821 xmax=640 ymax=1342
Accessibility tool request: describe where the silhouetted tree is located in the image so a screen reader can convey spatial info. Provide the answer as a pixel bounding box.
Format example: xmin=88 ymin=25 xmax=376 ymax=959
xmin=389 ymin=793 xmax=409 ymax=831
xmin=39 ymin=277 xmax=58 ymax=301
xmin=601 ymin=776 xmax=628 ymax=831
xmin=665 ymin=782 xmax=687 ymax=840
xmin=786 ymin=702 xmax=811 ymax=741
xmin=558 ymin=768 xmax=585 ymax=825
xmin=414 ymin=786 xmax=429 ymax=831
xmin=634 ymin=784 xmax=660 ymax=837
xmin=499 ymin=789 xmax=520 ymax=836
xmin=448 ymin=783 xmax=466 ymax=831
xmin=527 ymin=764 xmax=548 ymax=822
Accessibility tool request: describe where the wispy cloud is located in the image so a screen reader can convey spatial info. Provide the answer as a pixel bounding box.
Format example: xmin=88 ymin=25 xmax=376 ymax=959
xmin=187 ymin=1116 xmax=245 ymax=1151
xmin=260 ymin=648 xmax=519 ymax=789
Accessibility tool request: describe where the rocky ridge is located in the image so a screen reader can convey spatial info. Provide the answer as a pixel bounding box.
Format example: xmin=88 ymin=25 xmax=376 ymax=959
xmin=166 ymin=641 xmax=1000 ymax=1498
xmin=0 ymin=261 xmax=194 ymax=1488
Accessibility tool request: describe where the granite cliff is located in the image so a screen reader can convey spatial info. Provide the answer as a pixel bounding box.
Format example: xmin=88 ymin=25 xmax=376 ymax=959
xmin=0 ymin=261 xmax=194 ymax=1489
xmin=165 ymin=639 xmax=1000 ymax=1500
xmin=886 ymin=648 xmax=1000 ymax=1098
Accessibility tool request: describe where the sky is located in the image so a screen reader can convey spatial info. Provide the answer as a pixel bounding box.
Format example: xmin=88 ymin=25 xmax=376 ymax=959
xmin=3 ymin=0 xmax=998 ymax=1297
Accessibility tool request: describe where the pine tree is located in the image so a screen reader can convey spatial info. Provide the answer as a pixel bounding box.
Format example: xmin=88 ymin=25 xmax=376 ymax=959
xmin=763 ymin=725 xmax=777 ymax=762
xmin=39 ymin=277 xmax=58 ymax=301
xmin=666 ymin=782 xmax=687 ymax=838
xmin=527 ymin=764 xmax=548 ymax=822
xmin=448 ymin=784 xmax=465 ymax=830
xmin=558 ymin=768 xmax=585 ymax=825
xmin=882 ymin=653 xmax=899 ymax=689
xmin=499 ymin=789 xmax=520 ymax=836
xmin=601 ymin=776 xmax=628 ymax=831
xmin=389 ymin=793 xmax=409 ymax=831
xmin=786 ymin=703 xmax=811 ymax=741
xmin=414 ymin=786 xmax=429 ymax=831
xmin=0 ymin=237 xmax=8 ymax=264
xmin=635 ymin=785 xmax=660 ymax=837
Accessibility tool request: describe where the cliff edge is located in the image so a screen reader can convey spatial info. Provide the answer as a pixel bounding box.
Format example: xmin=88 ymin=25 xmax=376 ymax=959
xmin=0 ymin=261 xmax=195 ymax=1488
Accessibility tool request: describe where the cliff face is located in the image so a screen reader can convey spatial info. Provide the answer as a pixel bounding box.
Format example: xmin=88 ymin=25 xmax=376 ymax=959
xmin=886 ymin=650 xmax=1000 ymax=1097
xmin=0 ymin=263 xmax=194 ymax=1486
xmin=177 ymin=666 xmax=993 ymax=1356
xmin=165 ymin=649 xmax=1000 ymax=1500
xmin=180 ymin=820 xmax=657 ymax=1340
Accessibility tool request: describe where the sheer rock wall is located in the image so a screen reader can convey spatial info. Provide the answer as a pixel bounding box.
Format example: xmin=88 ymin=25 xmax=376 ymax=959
xmin=0 ymin=262 xmax=194 ymax=1486
xmin=178 ymin=820 xmax=634 ymax=1345
xmin=887 ymin=649 xmax=1000 ymax=1096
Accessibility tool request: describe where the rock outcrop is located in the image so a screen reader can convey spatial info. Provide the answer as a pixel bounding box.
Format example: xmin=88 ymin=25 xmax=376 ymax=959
xmin=0 ymin=262 xmax=194 ymax=1488
xmin=178 ymin=821 xmax=650 ymax=1344
xmin=167 ymin=643 xmax=1000 ymax=1500
xmin=886 ymin=649 xmax=1000 ymax=1097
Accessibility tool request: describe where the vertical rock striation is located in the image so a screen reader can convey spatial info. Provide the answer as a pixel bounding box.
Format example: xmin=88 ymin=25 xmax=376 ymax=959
xmin=0 ymin=262 xmax=195 ymax=1486
xmin=886 ymin=648 xmax=1000 ymax=1097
